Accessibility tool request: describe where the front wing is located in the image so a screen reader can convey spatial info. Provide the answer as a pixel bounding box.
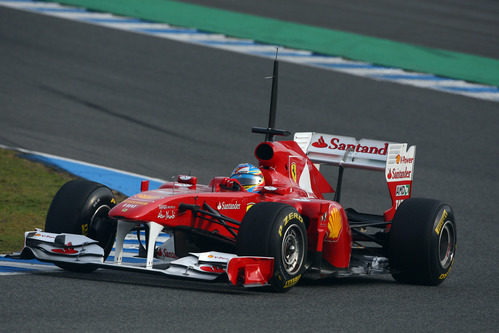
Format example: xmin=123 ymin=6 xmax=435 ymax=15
xmin=19 ymin=231 xmax=274 ymax=288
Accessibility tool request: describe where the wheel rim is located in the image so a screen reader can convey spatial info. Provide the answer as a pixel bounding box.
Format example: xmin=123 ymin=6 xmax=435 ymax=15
xmin=281 ymin=224 xmax=305 ymax=275
xmin=89 ymin=205 xmax=111 ymax=237
xmin=438 ymin=220 xmax=456 ymax=269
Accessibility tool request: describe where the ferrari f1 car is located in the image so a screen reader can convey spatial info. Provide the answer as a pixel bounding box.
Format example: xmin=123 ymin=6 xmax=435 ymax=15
xmin=18 ymin=60 xmax=456 ymax=291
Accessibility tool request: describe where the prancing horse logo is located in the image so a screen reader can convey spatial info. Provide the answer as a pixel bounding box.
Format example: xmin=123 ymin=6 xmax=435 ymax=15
xmin=290 ymin=162 xmax=297 ymax=183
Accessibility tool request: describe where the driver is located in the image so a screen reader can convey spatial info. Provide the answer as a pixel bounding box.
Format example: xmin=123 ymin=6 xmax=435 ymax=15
xmin=224 ymin=163 xmax=265 ymax=193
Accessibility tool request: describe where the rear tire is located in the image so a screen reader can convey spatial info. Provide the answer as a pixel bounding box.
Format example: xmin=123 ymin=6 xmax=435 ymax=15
xmin=237 ymin=202 xmax=307 ymax=292
xmin=45 ymin=179 xmax=117 ymax=272
xmin=388 ymin=198 xmax=456 ymax=285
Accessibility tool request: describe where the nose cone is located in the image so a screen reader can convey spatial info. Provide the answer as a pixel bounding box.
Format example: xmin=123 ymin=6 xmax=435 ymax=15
xmin=109 ymin=190 xmax=172 ymax=220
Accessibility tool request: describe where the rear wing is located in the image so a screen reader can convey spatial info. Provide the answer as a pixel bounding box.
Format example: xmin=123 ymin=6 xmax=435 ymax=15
xmin=295 ymin=132 xmax=392 ymax=171
xmin=294 ymin=132 xmax=416 ymax=220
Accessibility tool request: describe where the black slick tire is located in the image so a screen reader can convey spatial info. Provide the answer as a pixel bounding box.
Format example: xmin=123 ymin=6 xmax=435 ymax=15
xmin=388 ymin=198 xmax=456 ymax=285
xmin=45 ymin=179 xmax=117 ymax=273
xmin=237 ymin=202 xmax=307 ymax=292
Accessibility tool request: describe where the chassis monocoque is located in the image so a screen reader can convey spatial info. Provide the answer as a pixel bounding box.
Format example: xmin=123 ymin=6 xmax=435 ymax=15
xmin=18 ymin=61 xmax=456 ymax=292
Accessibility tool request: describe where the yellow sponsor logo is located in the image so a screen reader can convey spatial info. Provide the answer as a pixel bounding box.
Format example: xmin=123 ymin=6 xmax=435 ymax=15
xmin=136 ymin=193 xmax=162 ymax=200
xmin=280 ymin=212 xmax=303 ymax=236
xmin=290 ymin=162 xmax=297 ymax=183
xmin=283 ymin=274 xmax=301 ymax=288
xmin=81 ymin=223 xmax=89 ymax=236
xmin=327 ymin=208 xmax=342 ymax=240
xmin=111 ymin=198 xmax=116 ymax=204
xmin=123 ymin=199 xmax=148 ymax=206
xmin=283 ymin=212 xmax=303 ymax=225
xmin=439 ymin=271 xmax=449 ymax=280
xmin=439 ymin=258 xmax=454 ymax=280
xmin=435 ymin=209 xmax=448 ymax=235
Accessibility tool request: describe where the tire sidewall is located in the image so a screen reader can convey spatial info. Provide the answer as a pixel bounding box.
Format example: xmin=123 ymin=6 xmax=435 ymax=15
xmin=428 ymin=204 xmax=456 ymax=284
xmin=267 ymin=206 xmax=307 ymax=291
xmin=83 ymin=187 xmax=117 ymax=257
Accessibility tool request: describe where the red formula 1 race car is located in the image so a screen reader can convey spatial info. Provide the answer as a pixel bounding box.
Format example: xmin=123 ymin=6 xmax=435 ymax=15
xmin=18 ymin=60 xmax=456 ymax=291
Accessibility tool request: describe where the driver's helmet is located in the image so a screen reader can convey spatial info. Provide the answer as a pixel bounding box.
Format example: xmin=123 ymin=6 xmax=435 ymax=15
xmin=230 ymin=163 xmax=265 ymax=193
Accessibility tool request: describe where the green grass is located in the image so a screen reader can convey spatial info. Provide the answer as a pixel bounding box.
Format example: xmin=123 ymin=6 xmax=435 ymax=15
xmin=0 ymin=148 xmax=75 ymax=253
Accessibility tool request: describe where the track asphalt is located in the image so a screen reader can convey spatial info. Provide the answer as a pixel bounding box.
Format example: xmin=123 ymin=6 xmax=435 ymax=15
xmin=52 ymin=0 xmax=499 ymax=86
xmin=3 ymin=1 xmax=497 ymax=101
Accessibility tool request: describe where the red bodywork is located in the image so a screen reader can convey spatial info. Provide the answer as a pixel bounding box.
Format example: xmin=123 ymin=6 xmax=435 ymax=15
xmin=109 ymin=140 xmax=353 ymax=269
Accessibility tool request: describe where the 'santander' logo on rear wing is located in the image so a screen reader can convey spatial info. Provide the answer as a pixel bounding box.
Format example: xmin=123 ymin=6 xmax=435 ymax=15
xmin=294 ymin=132 xmax=394 ymax=171
xmin=311 ymin=135 xmax=388 ymax=156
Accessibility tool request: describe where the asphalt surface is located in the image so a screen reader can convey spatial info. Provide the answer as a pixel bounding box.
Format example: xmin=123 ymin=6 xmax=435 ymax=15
xmin=1 ymin=4 xmax=498 ymax=333
xmin=180 ymin=0 xmax=499 ymax=59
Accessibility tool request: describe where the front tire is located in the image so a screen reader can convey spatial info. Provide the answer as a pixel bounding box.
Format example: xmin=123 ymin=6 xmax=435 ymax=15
xmin=388 ymin=198 xmax=456 ymax=285
xmin=45 ymin=179 xmax=117 ymax=272
xmin=237 ymin=202 xmax=307 ymax=291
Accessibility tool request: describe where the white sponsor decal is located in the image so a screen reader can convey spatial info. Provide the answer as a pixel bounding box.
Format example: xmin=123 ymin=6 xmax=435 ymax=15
xmin=217 ymin=201 xmax=241 ymax=210
xmin=158 ymin=205 xmax=176 ymax=220
xmin=122 ymin=203 xmax=138 ymax=209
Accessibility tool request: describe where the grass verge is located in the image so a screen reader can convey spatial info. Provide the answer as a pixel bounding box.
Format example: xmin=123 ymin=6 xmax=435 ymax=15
xmin=0 ymin=148 xmax=76 ymax=253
